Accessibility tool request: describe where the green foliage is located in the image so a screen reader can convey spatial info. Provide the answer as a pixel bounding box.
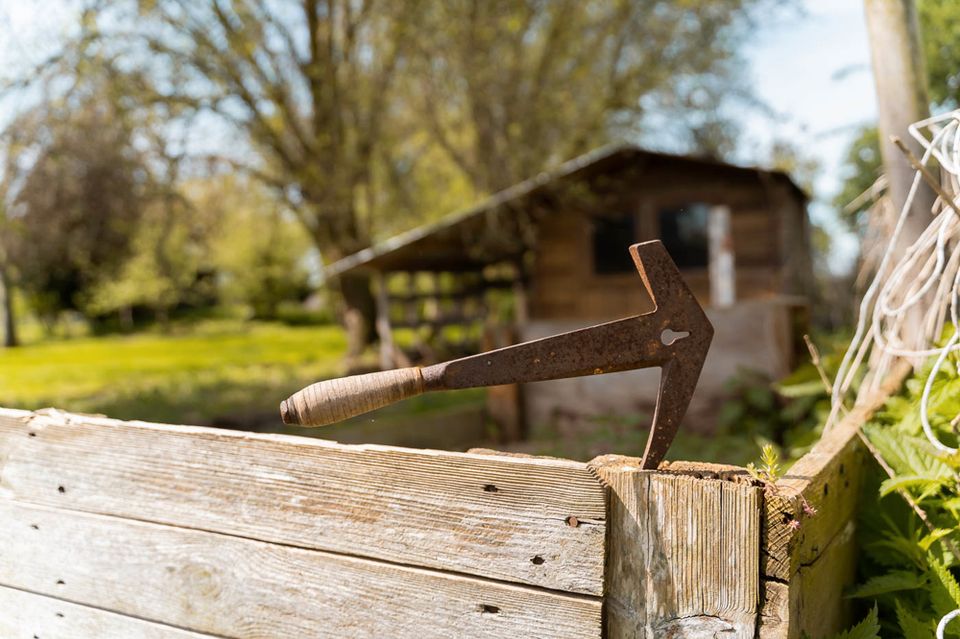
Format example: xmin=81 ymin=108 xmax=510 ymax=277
xmin=523 ymin=411 xmax=768 ymax=467
xmin=76 ymin=175 xmax=315 ymax=325
xmin=198 ymin=176 xmax=313 ymax=320
xmin=273 ymin=301 xmax=332 ymax=327
xmin=834 ymin=127 xmax=882 ymax=230
xmin=919 ymin=0 xmax=960 ymax=110
xmin=6 ymin=95 xmax=150 ymax=321
xmin=747 ymin=443 xmax=783 ymax=483
xmin=896 ymin=600 xmax=935 ymax=639
xmin=721 ymin=334 xmax=854 ymax=466
xmin=849 ymin=571 xmax=926 ymax=599
xmin=81 ymin=197 xmax=217 ymax=322
xmin=835 ymin=0 xmax=960 ymax=226
xmin=829 ymin=605 xmax=880 ymax=639
xmin=849 ymin=352 xmax=960 ymax=637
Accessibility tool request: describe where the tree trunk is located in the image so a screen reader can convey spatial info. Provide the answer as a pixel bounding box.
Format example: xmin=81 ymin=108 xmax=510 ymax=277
xmin=338 ymin=270 xmax=378 ymax=358
xmin=300 ymin=189 xmax=378 ymax=358
xmin=865 ymin=0 xmax=933 ymax=219
xmin=864 ymin=0 xmax=935 ymax=354
xmin=0 ymin=261 xmax=18 ymax=347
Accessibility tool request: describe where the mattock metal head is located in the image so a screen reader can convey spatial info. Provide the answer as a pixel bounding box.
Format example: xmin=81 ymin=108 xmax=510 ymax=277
xmin=628 ymin=241 xmax=714 ymax=469
xmin=280 ymin=240 xmax=714 ymax=470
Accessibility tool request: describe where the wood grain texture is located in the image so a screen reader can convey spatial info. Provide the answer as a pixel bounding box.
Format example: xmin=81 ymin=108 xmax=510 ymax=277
xmin=759 ymin=363 xmax=910 ymax=638
xmin=281 ymin=367 xmax=425 ymax=426
xmin=590 ymin=456 xmax=761 ymax=638
xmin=0 ymin=408 xmax=606 ymax=596
xmin=763 ymin=363 xmax=910 ymax=581
xmin=757 ymin=580 xmax=790 ymax=638
xmin=0 ymin=585 xmax=214 ymax=639
xmin=758 ymin=519 xmax=860 ymax=639
xmin=0 ymin=500 xmax=602 ymax=639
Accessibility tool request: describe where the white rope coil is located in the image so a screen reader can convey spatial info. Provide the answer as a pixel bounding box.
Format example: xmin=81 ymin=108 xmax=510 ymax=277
xmin=938 ymin=608 xmax=960 ymax=639
xmin=828 ymin=109 xmax=960 ymax=457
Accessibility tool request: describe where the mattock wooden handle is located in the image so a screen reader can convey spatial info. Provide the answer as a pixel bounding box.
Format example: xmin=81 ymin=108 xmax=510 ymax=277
xmin=281 ymin=368 xmax=425 ymax=426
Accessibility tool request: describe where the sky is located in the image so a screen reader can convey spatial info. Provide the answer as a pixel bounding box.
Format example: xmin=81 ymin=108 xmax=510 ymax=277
xmin=0 ymin=0 xmax=878 ymax=272
xmin=745 ymin=0 xmax=878 ymax=272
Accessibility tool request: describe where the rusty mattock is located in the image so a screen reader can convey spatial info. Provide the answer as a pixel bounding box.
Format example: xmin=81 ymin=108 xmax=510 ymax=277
xmin=281 ymin=240 xmax=714 ymax=469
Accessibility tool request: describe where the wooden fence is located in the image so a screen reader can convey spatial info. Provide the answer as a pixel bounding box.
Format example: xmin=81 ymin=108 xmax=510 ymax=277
xmin=0 ymin=379 xmax=902 ymax=638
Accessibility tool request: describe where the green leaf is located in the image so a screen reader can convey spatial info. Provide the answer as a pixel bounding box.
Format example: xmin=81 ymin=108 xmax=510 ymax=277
xmin=920 ymin=528 xmax=956 ymax=552
xmin=879 ymin=475 xmax=948 ymax=498
xmin=896 ymin=600 xmax=935 ymax=639
xmin=829 ymin=605 xmax=880 ymax=639
xmin=865 ymin=427 xmax=954 ymax=481
xmin=928 ymin=556 xmax=960 ymax=617
xmin=848 ymin=570 xmax=926 ymax=597
xmin=776 ymin=379 xmax=827 ymax=399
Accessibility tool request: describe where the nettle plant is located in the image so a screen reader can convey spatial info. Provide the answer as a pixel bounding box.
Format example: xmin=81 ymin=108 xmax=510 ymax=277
xmin=849 ymin=353 xmax=960 ymax=638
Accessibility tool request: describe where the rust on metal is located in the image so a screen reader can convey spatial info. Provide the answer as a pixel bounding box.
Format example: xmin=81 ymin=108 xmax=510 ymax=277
xmin=283 ymin=241 xmax=714 ymax=469
xmin=419 ymin=241 xmax=712 ymax=468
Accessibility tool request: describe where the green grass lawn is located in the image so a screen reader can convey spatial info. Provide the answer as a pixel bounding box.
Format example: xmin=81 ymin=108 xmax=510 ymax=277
xmin=0 ymin=320 xmax=349 ymax=425
xmin=0 ymin=318 xmax=763 ymax=465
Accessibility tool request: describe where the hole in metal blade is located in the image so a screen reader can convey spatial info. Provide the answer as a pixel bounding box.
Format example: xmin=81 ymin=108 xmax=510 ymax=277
xmin=660 ymin=329 xmax=690 ymax=346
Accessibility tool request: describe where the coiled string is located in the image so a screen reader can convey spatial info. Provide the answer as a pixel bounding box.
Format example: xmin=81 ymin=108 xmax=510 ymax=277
xmin=828 ymin=109 xmax=960 ymax=459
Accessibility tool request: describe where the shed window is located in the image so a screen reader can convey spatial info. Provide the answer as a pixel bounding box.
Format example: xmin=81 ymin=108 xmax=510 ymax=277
xmin=658 ymin=204 xmax=709 ymax=268
xmin=591 ymin=215 xmax=636 ymax=274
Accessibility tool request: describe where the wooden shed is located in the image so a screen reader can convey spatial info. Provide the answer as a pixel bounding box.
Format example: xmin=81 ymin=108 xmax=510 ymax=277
xmin=328 ymin=144 xmax=813 ymax=437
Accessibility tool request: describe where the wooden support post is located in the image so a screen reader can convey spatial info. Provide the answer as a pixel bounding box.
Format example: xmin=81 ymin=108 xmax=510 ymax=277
xmin=512 ymin=261 xmax=529 ymax=327
xmin=0 ymin=260 xmax=17 ymax=348
xmin=374 ymin=271 xmax=395 ymax=370
xmin=590 ymin=457 xmax=761 ymax=638
xmin=865 ymin=0 xmax=933 ymax=219
xmin=864 ymin=0 xmax=935 ymax=351
xmin=708 ymin=204 xmax=735 ymax=308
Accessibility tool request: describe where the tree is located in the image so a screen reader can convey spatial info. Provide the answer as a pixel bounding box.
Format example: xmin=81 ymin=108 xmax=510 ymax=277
xmin=17 ymin=0 xmax=777 ymax=352
xmin=408 ymin=0 xmax=768 ymax=193
xmin=0 ymin=202 xmax=17 ymax=347
xmin=48 ymin=0 xmax=425 ymax=350
xmin=864 ymin=0 xmax=934 ymax=260
xmin=834 ymin=127 xmax=883 ymax=230
xmin=5 ymin=96 xmax=150 ymax=326
xmin=0 ymin=140 xmax=17 ymax=346
xmin=81 ymin=191 xmax=219 ymax=326
xmin=199 ymin=175 xmax=313 ymax=319
xmin=838 ymin=0 xmax=958 ymax=226
xmin=919 ymin=0 xmax=960 ymax=109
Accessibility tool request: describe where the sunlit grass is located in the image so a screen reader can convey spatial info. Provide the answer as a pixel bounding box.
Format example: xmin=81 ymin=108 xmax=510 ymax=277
xmin=1 ymin=318 xmax=756 ymax=464
xmin=0 ymin=320 xmax=348 ymax=424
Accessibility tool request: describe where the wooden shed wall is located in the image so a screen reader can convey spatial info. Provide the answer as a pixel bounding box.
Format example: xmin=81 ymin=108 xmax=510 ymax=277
xmin=527 ymin=165 xmax=806 ymax=321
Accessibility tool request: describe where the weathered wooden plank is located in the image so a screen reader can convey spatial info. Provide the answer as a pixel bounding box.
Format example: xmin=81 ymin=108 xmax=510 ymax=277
xmin=0 ymin=585 xmax=214 ymax=639
xmin=759 ymin=518 xmax=859 ymax=639
xmin=0 ymin=408 xmax=606 ymax=596
xmin=590 ymin=456 xmax=761 ymax=638
xmin=758 ymin=363 xmax=910 ymax=638
xmin=0 ymin=500 xmax=603 ymax=639
xmin=763 ymin=363 xmax=910 ymax=581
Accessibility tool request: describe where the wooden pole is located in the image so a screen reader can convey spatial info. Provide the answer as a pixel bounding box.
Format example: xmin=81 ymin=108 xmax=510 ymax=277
xmin=0 ymin=260 xmax=17 ymax=348
xmin=864 ymin=1 xmax=935 ymax=242
xmin=864 ymin=0 xmax=935 ymax=349
xmin=708 ymin=205 xmax=735 ymax=308
xmin=374 ymin=271 xmax=395 ymax=370
xmin=590 ymin=456 xmax=761 ymax=637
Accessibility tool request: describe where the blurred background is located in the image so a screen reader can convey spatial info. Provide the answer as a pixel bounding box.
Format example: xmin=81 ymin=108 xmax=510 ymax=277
xmin=0 ymin=0 xmax=956 ymax=464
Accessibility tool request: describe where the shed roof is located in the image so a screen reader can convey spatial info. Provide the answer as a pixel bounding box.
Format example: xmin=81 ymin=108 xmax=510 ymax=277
xmin=326 ymin=143 xmax=806 ymax=277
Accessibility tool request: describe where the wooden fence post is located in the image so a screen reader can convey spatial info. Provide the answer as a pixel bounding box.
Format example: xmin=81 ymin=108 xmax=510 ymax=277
xmin=590 ymin=456 xmax=762 ymax=638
